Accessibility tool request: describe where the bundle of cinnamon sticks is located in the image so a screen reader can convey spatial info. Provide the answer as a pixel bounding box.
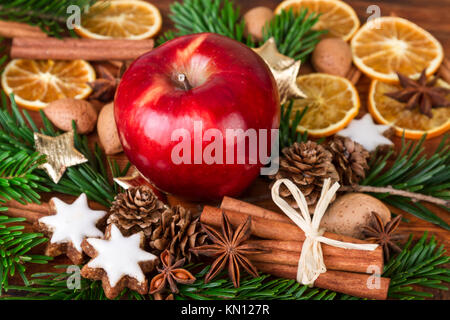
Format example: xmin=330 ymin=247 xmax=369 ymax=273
xmin=200 ymin=197 xmax=390 ymax=300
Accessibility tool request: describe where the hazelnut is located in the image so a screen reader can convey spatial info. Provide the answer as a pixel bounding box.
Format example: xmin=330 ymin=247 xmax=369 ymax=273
xmin=97 ymin=102 xmax=123 ymax=155
xmin=244 ymin=7 xmax=274 ymax=41
xmin=312 ymin=38 xmax=352 ymax=77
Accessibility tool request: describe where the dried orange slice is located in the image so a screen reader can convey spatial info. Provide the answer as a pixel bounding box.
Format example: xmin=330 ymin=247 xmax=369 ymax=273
xmin=75 ymin=0 xmax=162 ymax=40
xmin=275 ymin=0 xmax=360 ymax=41
xmin=351 ymin=17 xmax=444 ymax=83
xmin=368 ymin=79 xmax=450 ymax=139
xmin=1 ymin=59 xmax=95 ymax=110
xmin=292 ymin=73 xmax=360 ymax=137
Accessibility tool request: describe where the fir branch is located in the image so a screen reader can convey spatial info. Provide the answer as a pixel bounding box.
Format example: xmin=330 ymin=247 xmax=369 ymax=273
xmin=279 ymin=100 xmax=308 ymax=150
xmin=362 ymin=134 xmax=450 ymax=230
xmin=0 ymin=216 xmax=52 ymax=295
xmin=2 ymin=263 xmax=345 ymax=300
xmin=0 ymin=151 xmax=49 ymax=207
xmin=0 ymin=0 xmax=96 ymax=37
xmin=158 ymin=0 xmax=324 ymax=62
xmin=261 ymin=8 xmax=326 ymax=62
xmin=4 ymin=233 xmax=448 ymax=300
xmin=339 ymin=185 xmax=450 ymax=208
xmin=385 ymin=232 xmax=450 ymax=300
xmin=166 ymin=0 xmax=249 ymax=44
xmin=0 ymin=93 xmax=117 ymax=207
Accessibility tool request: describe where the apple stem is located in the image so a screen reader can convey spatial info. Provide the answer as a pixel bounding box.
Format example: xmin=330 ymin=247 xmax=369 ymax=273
xmin=177 ymin=73 xmax=193 ymax=91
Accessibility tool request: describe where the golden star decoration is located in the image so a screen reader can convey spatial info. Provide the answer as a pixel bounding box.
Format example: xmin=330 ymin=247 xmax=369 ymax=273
xmin=253 ymin=37 xmax=306 ymax=105
xmin=113 ymin=166 xmax=152 ymax=190
xmin=34 ymin=130 xmax=88 ymax=184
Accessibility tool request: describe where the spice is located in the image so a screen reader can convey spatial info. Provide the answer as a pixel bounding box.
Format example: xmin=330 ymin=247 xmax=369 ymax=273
xmin=385 ymin=69 xmax=450 ymax=118
xmin=191 ymin=212 xmax=264 ymax=288
xmin=149 ymin=250 xmax=195 ymax=294
xmin=363 ymin=212 xmax=405 ymax=260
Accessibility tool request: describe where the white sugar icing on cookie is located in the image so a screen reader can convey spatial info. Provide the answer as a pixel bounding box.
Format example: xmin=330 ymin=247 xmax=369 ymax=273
xmin=39 ymin=193 xmax=106 ymax=252
xmin=86 ymin=225 xmax=157 ymax=287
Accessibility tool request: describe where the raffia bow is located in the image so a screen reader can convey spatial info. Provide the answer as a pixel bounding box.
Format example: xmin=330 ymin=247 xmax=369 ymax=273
xmin=271 ymin=178 xmax=379 ymax=286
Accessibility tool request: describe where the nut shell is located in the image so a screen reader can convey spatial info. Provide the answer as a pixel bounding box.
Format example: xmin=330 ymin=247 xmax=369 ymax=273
xmin=312 ymin=38 xmax=352 ymax=77
xmin=320 ymin=193 xmax=391 ymax=239
xmin=243 ymin=7 xmax=274 ymax=41
xmin=44 ymin=98 xmax=97 ymax=134
xmin=97 ymin=102 xmax=123 ymax=155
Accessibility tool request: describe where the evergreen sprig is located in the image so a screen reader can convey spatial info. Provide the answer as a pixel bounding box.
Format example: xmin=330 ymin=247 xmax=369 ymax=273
xmin=0 ymin=0 xmax=96 ymax=37
xmin=2 ymin=264 xmax=347 ymax=301
xmin=163 ymin=0 xmax=249 ymax=45
xmin=158 ymin=0 xmax=325 ymax=61
xmin=363 ymin=134 xmax=450 ymax=230
xmin=385 ymin=232 xmax=450 ymax=300
xmin=0 ymin=151 xmax=49 ymax=207
xmin=3 ymin=233 xmax=448 ymax=300
xmin=0 ymin=216 xmax=52 ymax=294
xmin=261 ymin=8 xmax=326 ymax=62
xmin=279 ymin=100 xmax=308 ymax=150
xmin=0 ymin=93 xmax=119 ymax=208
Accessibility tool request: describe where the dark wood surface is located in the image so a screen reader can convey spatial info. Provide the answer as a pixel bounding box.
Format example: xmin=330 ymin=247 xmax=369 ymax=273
xmin=4 ymin=0 xmax=450 ymax=299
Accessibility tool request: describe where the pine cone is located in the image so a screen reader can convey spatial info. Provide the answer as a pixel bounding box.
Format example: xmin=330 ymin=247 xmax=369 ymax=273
xmin=107 ymin=186 xmax=170 ymax=238
xmin=149 ymin=205 xmax=207 ymax=263
xmin=270 ymin=141 xmax=339 ymax=211
xmin=327 ymin=136 xmax=370 ymax=185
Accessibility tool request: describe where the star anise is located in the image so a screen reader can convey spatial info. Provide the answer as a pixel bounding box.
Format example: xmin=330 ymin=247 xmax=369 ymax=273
xmin=385 ymin=69 xmax=450 ymax=118
xmin=190 ymin=212 xmax=265 ymax=288
xmin=149 ymin=249 xmax=196 ymax=294
xmin=362 ymin=212 xmax=406 ymax=261
xmin=88 ymin=62 xmax=130 ymax=102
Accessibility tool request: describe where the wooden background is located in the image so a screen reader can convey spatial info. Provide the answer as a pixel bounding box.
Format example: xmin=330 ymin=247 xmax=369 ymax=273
xmin=5 ymin=0 xmax=450 ymax=299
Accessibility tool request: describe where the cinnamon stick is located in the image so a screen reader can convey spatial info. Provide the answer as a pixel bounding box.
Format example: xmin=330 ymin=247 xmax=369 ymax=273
xmin=6 ymin=200 xmax=52 ymax=214
xmin=4 ymin=198 xmax=106 ymax=223
xmin=11 ymin=37 xmax=154 ymax=61
xmin=346 ymin=65 xmax=362 ymax=85
xmin=253 ymin=262 xmax=390 ymax=300
xmin=0 ymin=21 xmax=47 ymax=38
xmin=3 ymin=207 xmax=46 ymax=223
xmin=438 ymin=58 xmax=450 ymax=83
xmin=201 ymin=206 xmax=370 ymax=244
xmin=246 ymin=240 xmax=383 ymax=274
xmin=221 ymin=196 xmax=293 ymax=224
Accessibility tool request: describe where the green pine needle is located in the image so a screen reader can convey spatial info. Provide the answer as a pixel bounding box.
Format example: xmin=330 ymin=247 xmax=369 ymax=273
xmin=279 ymin=100 xmax=308 ymax=150
xmin=0 ymin=215 xmax=52 ymax=295
xmin=158 ymin=0 xmax=324 ymax=61
xmin=363 ymin=133 xmax=450 ymax=230
xmin=164 ymin=0 xmax=248 ymax=44
xmin=0 ymin=151 xmax=49 ymax=206
xmin=261 ymin=8 xmax=326 ymax=61
xmin=0 ymin=0 xmax=96 ymax=37
xmin=0 ymin=93 xmax=118 ymax=208
xmin=385 ymin=232 xmax=450 ymax=300
xmin=3 ymin=233 xmax=448 ymax=300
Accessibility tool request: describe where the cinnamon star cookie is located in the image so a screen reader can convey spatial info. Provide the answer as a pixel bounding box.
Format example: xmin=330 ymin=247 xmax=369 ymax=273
xmin=81 ymin=224 xmax=158 ymax=299
xmin=38 ymin=193 xmax=107 ymax=264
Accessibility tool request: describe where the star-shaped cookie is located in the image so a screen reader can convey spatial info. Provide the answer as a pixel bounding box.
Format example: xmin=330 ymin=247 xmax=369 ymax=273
xmin=38 ymin=193 xmax=107 ymax=264
xmin=338 ymin=114 xmax=393 ymax=152
xmin=81 ymin=224 xmax=158 ymax=299
xmin=34 ymin=130 xmax=88 ymax=184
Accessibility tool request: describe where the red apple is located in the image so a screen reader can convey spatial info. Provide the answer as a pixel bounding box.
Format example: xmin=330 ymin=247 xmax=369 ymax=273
xmin=115 ymin=33 xmax=280 ymax=201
